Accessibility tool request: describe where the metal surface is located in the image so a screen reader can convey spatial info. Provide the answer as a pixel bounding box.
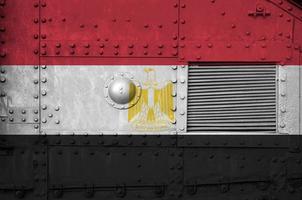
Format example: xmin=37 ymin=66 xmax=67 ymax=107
xmin=1 ymin=0 xmax=302 ymax=65
xmin=187 ymin=65 xmax=277 ymax=132
xmin=0 ymin=1 xmax=302 ymax=200
xmin=104 ymin=73 xmax=141 ymax=109
xmin=0 ymin=66 xmax=39 ymax=134
xmin=0 ymin=135 xmax=301 ymax=200
xmin=40 ymin=65 xmax=176 ymax=134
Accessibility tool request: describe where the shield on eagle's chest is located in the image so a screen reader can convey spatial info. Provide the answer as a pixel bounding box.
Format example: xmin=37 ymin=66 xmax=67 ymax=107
xmin=128 ymin=68 xmax=175 ymax=131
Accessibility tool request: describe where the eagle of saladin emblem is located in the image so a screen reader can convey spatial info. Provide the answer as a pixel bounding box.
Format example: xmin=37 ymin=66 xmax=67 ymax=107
xmin=128 ymin=68 xmax=175 ymax=131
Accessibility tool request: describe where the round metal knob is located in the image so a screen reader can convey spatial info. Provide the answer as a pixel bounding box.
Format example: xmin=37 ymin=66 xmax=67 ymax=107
xmin=104 ymin=73 xmax=141 ymax=109
xmin=108 ymin=77 xmax=136 ymax=104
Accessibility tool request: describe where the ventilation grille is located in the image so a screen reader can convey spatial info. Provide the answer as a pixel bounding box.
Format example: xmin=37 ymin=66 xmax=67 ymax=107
xmin=187 ymin=65 xmax=277 ymax=132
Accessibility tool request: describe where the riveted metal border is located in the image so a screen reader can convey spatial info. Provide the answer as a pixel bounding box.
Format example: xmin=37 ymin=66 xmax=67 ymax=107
xmin=278 ymin=65 xmax=301 ymax=135
xmin=176 ymin=65 xmax=188 ymax=133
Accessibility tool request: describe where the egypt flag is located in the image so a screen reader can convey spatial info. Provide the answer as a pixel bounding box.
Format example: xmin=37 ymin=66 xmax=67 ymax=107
xmin=0 ymin=0 xmax=302 ymax=199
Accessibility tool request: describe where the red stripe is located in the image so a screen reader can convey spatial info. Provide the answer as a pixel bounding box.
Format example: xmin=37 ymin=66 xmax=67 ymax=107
xmin=0 ymin=0 xmax=301 ymax=65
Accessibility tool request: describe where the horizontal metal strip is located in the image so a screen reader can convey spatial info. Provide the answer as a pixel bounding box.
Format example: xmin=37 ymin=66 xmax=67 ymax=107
xmin=188 ymin=90 xmax=275 ymax=96
xmin=188 ymin=80 xmax=276 ymax=86
xmin=188 ymin=75 xmax=276 ymax=79
xmin=187 ymin=127 xmax=275 ymax=131
xmin=188 ymin=115 xmax=276 ymax=120
xmin=188 ymin=108 xmax=276 ymax=114
xmin=188 ymin=72 xmax=276 ymax=76
xmin=188 ymin=119 xmax=276 ymax=123
xmin=188 ymin=104 xmax=275 ymax=109
xmin=188 ymin=93 xmax=275 ymax=100
xmin=187 ymin=123 xmax=276 ymax=127
xmin=188 ymin=106 xmax=275 ymax=112
xmin=189 ymin=66 xmax=275 ymax=69
xmin=188 ymin=100 xmax=275 ymax=106
xmin=188 ymin=87 xmax=275 ymax=93
xmin=188 ymin=97 xmax=275 ymax=103
xmin=188 ymin=69 xmax=276 ymax=72
xmin=189 ymin=77 xmax=275 ymax=83
xmin=188 ymin=83 xmax=275 ymax=90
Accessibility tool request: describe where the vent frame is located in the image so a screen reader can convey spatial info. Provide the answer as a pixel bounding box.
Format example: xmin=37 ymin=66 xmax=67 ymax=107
xmin=186 ymin=65 xmax=278 ymax=133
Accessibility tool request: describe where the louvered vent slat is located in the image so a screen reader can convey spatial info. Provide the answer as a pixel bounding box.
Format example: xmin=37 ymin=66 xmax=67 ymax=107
xmin=187 ymin=65 xmax=277 ymax=132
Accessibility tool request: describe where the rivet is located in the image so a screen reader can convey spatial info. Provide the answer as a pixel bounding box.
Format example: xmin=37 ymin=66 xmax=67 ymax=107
xmin=42 ymin=105 xmax=47 ymax=110
xmin=281 ymin=108 xmax=286 ymax=113
xmin=0 ymin=52 xmax=6 ymax=57
xmin=41 ymin=50 xmax=47 ymax=56
xmin=42 ymin=90 xmax=47 ymax=96
xmin=21 ymin=110 xmax=26 ymax=114
xmin=41 ymin=77 xmax=47 ymax=83
xmin=0 ymin=77 xmax=6 ymax=83
xmin=55 ymin=120 xmax=60 ymax=124
xmin=54 ymin=106 xmax=60 ymax=111
xmin=42 ymin=119 xmax=47 ymax=123
xmin=70 ymin=43 xmax=76 ymax=48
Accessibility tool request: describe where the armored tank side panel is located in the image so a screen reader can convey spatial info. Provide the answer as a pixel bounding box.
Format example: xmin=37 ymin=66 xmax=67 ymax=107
xmin=1 ymin=1 xmax=302 ymax=200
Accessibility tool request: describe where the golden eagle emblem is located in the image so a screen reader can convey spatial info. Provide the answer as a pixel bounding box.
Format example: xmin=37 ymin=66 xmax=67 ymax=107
xmin=128 ymin=68 xmax=175 ymax=131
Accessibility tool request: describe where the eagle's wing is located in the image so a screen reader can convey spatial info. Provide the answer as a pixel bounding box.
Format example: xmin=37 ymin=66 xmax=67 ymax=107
xmin=154 ymin=81 xmax=175 ymax=122
xmin=128 ymin=87 xmax=148 ymax=122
